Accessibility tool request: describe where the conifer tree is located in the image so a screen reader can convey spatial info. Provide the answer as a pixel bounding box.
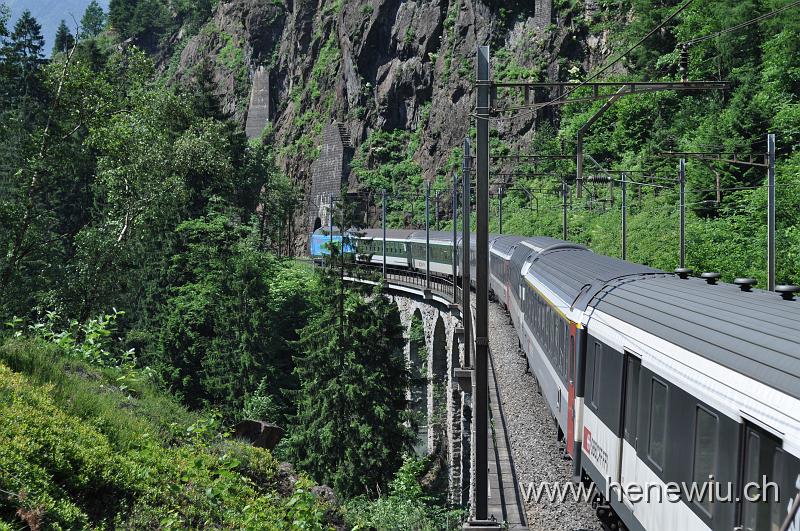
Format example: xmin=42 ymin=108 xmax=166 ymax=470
xmin=9 ymin=10 xmax=44 ymax=74
xmin=109 ymin=0 xmax=136 ymax=36
xmin=53 ymin=20 xmax=75 ymax=55
xmin=0 ymin=3 xmax=7 ymax=40
xmin=4 ymin=10 xmax=44 ymax=114
xmin=0 ymin=4 xmax=9 ymax=98
xmin=80 ymin=1 xmax=106 ymax=39
xmin=288 ymin=279 xmax=415 ymax=498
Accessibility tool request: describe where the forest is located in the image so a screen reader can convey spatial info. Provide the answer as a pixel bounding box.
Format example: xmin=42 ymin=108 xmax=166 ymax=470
xmin=0 ymin=2 xmax=457 ymax=529
xmin=0 ymin=0 xmax=798 ymax=529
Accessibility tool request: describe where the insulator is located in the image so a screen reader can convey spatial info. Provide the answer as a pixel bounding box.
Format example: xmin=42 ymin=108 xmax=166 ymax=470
xmin=679 ymin=45 xmax=689 ymax=81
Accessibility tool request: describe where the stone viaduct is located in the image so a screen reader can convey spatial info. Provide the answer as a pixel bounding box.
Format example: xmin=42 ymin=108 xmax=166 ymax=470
xmin=390 ymin=292 xmax=471 ymax=506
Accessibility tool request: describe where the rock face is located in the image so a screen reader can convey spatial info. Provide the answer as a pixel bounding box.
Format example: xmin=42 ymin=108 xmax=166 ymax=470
xmin=174 ymin=0 xmax=286 ymax=121
xmin=172 ymin=0 xmax=616 ymax=252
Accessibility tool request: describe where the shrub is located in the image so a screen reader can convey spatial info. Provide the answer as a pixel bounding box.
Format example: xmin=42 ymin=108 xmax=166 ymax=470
xmin=0 ymin=342 xmax=335 ymax=529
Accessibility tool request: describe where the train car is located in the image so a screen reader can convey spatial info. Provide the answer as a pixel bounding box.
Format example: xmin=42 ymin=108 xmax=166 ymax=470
xmin=511 ymin=243 xmax=800 ymax=531
xmin=486 ymin=236 xmax=800 ymax=531
xmin=490 ymin=236 xmax=561 ymax=309
xmin=489 ymin=236 xmax=524 ymax=306
xmin=457 ymin=233 xmax=502 ymax=289
xmin=309 ymin=226 xmax=354 ymax=259
xmin=408 ymin=230 xmax=457 ymax=275
xmin=580 ymin=272 xmax=800 ymax=531
xmin=352 ymin=228 xmax=413 ymax=268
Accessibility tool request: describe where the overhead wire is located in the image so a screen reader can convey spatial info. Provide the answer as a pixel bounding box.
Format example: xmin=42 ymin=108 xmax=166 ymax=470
xmin=479 ymin=0 xmax=698 ymax=122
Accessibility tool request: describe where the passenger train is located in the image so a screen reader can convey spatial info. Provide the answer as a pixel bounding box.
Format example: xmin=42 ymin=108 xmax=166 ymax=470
xmin=310 ymin=226 xmax=800 ymax=531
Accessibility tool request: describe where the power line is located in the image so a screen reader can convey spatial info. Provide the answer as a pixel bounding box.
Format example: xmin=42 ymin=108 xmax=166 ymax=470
xmin=528 ymin=0 xmax=697 ymax=111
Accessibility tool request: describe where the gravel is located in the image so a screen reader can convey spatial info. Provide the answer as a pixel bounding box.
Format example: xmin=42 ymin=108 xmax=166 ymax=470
xmin=488 ymin=301 xmax=600 ymax=531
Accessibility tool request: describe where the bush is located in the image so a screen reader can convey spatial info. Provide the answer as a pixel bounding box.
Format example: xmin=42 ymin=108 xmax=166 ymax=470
xmin=343 ymin=456 xmax=465 ymax=530
xmin=0 ymin=340 xmax=335 ymax=529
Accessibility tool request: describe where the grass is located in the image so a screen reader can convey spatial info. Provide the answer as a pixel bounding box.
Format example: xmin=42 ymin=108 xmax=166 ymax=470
xmin=0 ymin=338 xmax=332 ymax=529
xmin=0 ymin=338 xmax=198 ymax=451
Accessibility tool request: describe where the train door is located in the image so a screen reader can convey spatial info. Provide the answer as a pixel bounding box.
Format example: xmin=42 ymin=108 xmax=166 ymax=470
xmin=619 ymin=353 xmax=641 ymax=512
xmin=503 ymin=259 xmax=510 ymax=307
xmin=567 ymin=324 xmax=577 ymax=458
xmin=737 ymin=423 xmax=784 ymax=531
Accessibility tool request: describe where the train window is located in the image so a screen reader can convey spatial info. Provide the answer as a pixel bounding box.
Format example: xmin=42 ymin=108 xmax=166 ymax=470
xmin=770 ymin=449 xmax=785 ymax=531
xmin=590 ymin=342 xmax=602 ymax=408
xmin=547 ymin=310 xmax=552 ymax=354
xmin=622 ymin=355 xmax=640 ymax=446
xmin=647 ymin=379 xmax=668 ymax=469
xmin=692 ymin=407 xmax=718 ymax=515
xmin=740 ymin=425 xmax=782 ymax=531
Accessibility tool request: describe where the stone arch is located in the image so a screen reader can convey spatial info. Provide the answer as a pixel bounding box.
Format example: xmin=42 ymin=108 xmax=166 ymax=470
xmin=408 ymin=309 xmax=428 ymax=455
xmin=382 ymin=293 xmax=469 ymax=501
xmin=313 ymin=217 xmax=322 ymax=231
xmin=430 ymin=315 xmax=448 ymax=434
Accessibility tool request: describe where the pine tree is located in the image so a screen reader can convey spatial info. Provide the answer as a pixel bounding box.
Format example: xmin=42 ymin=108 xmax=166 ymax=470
xmin=53 ymin=20 xmax=75 ymax=55
xmin=0 ymin=4 xmax=9 ymax=84
xmin=0 ymin=4 xmax=10 ymax=116
xmin=80 ymin=1 xmax=107 ymax=39
xmin=109 ymin=0 xmax=136 ymax=36
xmin=8 ymin=10 xmax=44 ymax=74
xmin=287 ymin=280 xmax=415 ymax=498
xmin=3 ymin=10 xmax=44 ymax=109
xmin=0 ymin=3 xmax=8 ymax=40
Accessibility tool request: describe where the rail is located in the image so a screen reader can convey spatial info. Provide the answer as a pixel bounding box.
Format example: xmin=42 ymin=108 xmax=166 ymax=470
xmin=330 ymin=261 xmax=462 ymax=306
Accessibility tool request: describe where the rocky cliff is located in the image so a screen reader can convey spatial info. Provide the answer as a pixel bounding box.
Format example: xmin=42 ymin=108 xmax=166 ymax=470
xmin=171 ymin=0 xmax=618 ymax=249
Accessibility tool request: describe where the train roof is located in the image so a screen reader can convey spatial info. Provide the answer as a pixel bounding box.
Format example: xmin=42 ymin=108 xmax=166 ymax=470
xmin=499 ymin=235 xmax=566 ymax=254
xmin=527 ymin=247 xmax=661 ymax=311
xmin=357 ymin=228 xmax=414 ymax=240
xmin=490 ymin=236 xmax=527 ymax=255
xmin=408 ymin=230 xmax=456 ymax=244
xmin=591 ymin=275 xmax=800 ymax=401
xmin=312 ymin=226 xmax=343 ymax=236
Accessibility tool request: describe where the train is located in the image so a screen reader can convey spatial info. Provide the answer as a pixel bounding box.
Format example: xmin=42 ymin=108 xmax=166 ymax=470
xmin=310 ymin=226 xmax=800 ymax=531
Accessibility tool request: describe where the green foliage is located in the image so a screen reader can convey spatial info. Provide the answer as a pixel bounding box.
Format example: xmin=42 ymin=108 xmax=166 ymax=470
xmin=10 ymin=309 xmax=138 ymax=369
xmin=287 ymin=280 xmax=415 ymax=498
xmin=343 ymin=456 xmax=465 ymax=530
xmin=158 ymin=207 xmax=317 ymax=419
xmin=80 ymin=0 xmax=107 ymax=39
xmin=109 ymin=0 xmax=213 ymax=51
xmin=322 ymin=0 xmax=343 ymax=16
xmin=475 ymin=1 xmax=800 ymax=286
xmin=404 ymin=26 xmax=416 ymax=45
xmin=0 ymin=341 xmax=334 ymax=529
xmin=0 ymin=2 xmax=454 ymax=527
xmin=53 ymin=19 xmax=75 ymax=55
xmin=350 ymin=128 xmax=429 ymax=227
xmin=0 ymin=336 xmax=195 ymax=451
xmin=0 ymin=15 xmax=308 ymax=439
